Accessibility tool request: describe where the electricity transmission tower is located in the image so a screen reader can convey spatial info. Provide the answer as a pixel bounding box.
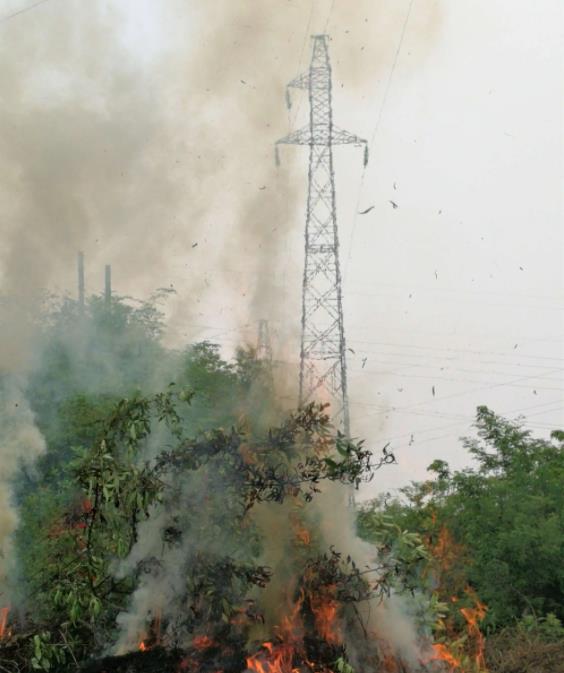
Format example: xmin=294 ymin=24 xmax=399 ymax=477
xmin=104 ymin=264 xmax=112 ymax=309
xmin=256 ymin=319 xmax=273 ymax=363
xmin=276 ymin=35 xmax=367 ymax=435
xmin=255 ymin=319 xmax=274 ymax=389
xmin=77 ymin=251 xmax=85 ymax=311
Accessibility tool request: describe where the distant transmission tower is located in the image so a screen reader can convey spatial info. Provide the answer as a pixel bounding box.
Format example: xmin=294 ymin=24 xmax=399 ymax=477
xmin=256 ymin=319 xmax=274 ymax=388
xmin=77 ymin=251 xmax=85 ymax=312
xmin=256 ymin=319 xmax=273 ymax=363
xmin=104 ymin=264 xmax=112 ymax=309
xmin=276 ymin=35 xmax=367 ymax=435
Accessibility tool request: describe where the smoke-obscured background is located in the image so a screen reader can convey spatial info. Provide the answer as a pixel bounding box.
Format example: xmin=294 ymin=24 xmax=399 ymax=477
xmin=0 ymin=0 xmax=562 ymax=496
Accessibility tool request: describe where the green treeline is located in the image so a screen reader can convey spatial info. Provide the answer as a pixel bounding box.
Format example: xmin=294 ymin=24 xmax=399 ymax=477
xmin=358 ymin=407 xmax=564 ymax=631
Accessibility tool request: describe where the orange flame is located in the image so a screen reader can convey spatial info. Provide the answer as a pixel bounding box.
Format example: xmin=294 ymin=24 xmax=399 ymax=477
xmin=138 ymin=641 xmax=147 ymax=652
xmin=426 ymin=523 xmax=489 ymax=671
xmin=295 ymin=527 xmax=311 ymax=546
xmin=461 ymin=589 xmax=487 ymax=669
xmin=310 ymin=589 xmax=341 ymax=646
xmin=193 ymin=634 xmax=214 ymax=651
xmin=246 ymin=641 xmax=300 ymax=673
xmin=428 ymin=643 xmax=462 ymax=671
xmin=431 ymin=525 xmax=464 ymax=577
xmin=289 ymin=513 xmax=312 ymax=547
xmin=247 ymin=592 xmax=306 ymax=673
xmin=152 ymin=607 xmax=163 ymax=647
xmin=0 ymin=607 xmax=9 ymax=640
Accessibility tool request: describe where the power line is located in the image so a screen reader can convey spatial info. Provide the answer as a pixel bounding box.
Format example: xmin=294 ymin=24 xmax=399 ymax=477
xmin=0 ymin=0 xmax=52 ymax=24
xmin=350 ymin=398 xmax=563 ymax=419
xmin=346 ymin=288 xmax=564 ymax=313
xmin=165 ymin=322 xmax=564 ymax=371
xmin=346 ymin=338 xmax=564 ymax=364
xmin=346 ymin=279 xmax=564 ymax=303
xmin=364 ymin=400 xmax=564 ymax=451
xmin=286 ymin=0 xmax=315 ymax=129
xmin=391 ymin=412 xmax=563 ymax=456
xmin=344 ymin=0 xmax=415 ymax=281
xmin=349 ymin=369 xmax=564 ymax=393
xmin=347 ymin=353 xmax=563 ymax=373
xmin=347 ymin=355 xmax=564 ymax=377
xmin=351 ymin=368 xmax=563 ymax=424
xmin=323 ymin=0 xmax=336 ymax=33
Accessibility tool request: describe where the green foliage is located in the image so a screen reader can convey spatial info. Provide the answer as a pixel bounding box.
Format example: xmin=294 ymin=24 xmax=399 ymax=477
xmin=30 ymin=291 xmax=169 ymax=404
xmin=175 ymin=341 xmax=277 ymax=432
xmin=445 ymin=408 xmax=564 ymax=627
xmin=356 ymin=505 xmax=445 ymax=635
xmin=334 ymin=655 xmax=354 ymax=673
xmin=517 ymin=613 xmax=564 ymax=642
xmin=356 ymin=508 xmax=430 ymax=594
xmin=29 ymin=632 xmax=68 ymax=671
xmin=9 ymin=370 xmax=385 ymax=671
xmin=19 ymin=292 xmax=171 ymax=492
xmin=366 ymin=406 xmax=564 ymax=633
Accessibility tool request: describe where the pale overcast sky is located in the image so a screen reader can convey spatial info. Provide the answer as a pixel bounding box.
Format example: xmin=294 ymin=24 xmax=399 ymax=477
xmin=0 ymin=0 xmax=562 ymax=496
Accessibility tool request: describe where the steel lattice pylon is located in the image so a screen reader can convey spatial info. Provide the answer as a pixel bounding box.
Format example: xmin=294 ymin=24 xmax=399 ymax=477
xmin=276 ymin=35 xmax=367 ymax=435
xmin=256 ymin=319 xmax=273 ymax=363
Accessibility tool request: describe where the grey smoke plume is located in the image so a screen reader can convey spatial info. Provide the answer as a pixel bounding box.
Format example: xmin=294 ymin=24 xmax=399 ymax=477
xmin=0 ymin=376 xmax=46 ymax=600
xmin=308 ymin=484 xmax=427 ymax=668
xmin=0 ymin=0 xmax=441 ymax=343
xmin=113 ymin=454 xmax=260 ymax=654
xmin=113 ymin=459 xmax=431 ymax=669
xmin=0 ymin=0 xmax=442 ymax=662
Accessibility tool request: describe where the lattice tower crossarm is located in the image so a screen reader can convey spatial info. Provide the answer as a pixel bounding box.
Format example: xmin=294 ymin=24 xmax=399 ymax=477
xmin=276 ymin=35 xmax=368 ymax=436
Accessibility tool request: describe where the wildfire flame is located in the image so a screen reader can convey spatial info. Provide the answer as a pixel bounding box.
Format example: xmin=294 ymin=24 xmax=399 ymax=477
xmin=295 ymin=527 xmax=311 ymax=546
xmin=429 ymin=643 xmax=462 ymax=671
xmin=246 ymin=641 xmax=300 ymax=673
xmin=431 ymin=525 xmax=464 ymax=576
xmin=247 ymin=592 xmax=305 ymax=673
xmin=310 ymin=590 xmax=340 ymax=646
xmin=289 ymin=512 xmax=312 ymax=547
xmin=461 ymin=589 xmax=487 ymax=670
xmin=193 ymin=634 xmax=214 ymax=651
xmin=426 ymin=523 xmax=489 ymax=672
xmin=136 ymin=607 xmax=162 ymax=654
xmin=245 ymin=575 xmax=345 ymax=673
xmin=0 ymin=607 xmax=9 ymax=640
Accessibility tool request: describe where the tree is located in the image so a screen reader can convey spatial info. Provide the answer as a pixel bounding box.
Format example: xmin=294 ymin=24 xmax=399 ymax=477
xmin=367 ymin=407 xmax=564 ymax=631
xmin=8 ymin=379 xmax=397 ymax=672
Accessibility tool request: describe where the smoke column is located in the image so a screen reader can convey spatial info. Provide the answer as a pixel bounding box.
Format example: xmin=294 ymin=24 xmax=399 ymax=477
xmin=0 ymin=0 xmax=441 ymax=657
xmin=0 ymin=0 xmax=441 ymax=346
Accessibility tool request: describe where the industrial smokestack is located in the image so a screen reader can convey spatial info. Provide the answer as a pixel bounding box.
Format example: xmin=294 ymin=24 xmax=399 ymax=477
xmin=77 ymin=251 xmax=85 ymax=310
xmin=104 ymin=264 xmax=112 ymax=308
